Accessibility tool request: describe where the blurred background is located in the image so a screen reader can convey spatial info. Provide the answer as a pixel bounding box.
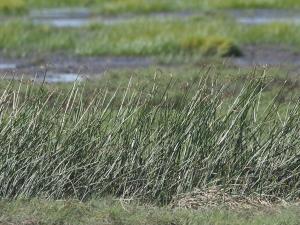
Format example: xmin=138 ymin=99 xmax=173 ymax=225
xmin=0 ymin=0 xmax=299 ymax=97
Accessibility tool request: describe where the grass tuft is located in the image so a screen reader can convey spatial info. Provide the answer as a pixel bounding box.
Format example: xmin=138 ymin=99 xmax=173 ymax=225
xmin=0 ymin=0 xmax=26 ymax=14
xmin=0 ymin=76 xmax=299 ymax=203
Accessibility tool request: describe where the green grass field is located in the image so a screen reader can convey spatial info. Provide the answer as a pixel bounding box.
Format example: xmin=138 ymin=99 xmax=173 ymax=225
xmin=1 ymin=199 xmax=300 ymax=225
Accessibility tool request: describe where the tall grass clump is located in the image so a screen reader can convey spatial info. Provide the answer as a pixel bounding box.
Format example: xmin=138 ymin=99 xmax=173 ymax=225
xmin=0 ymin=76 xmax=299 ymax=204
xmin=0 ymin=0 xmax=25 ymax=14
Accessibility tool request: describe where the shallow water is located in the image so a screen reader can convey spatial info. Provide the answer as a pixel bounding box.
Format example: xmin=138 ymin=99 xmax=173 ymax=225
xmin=0 ymin=63 xmax=16 ymax=69
xmin=31 ymin=16 xmax=130 ymax=27
xmin=32 ymin=18 xmax=92 ymax=27
xmin=230 ymin=44 xmax=300 ymax=68
xmin=29 ymin=8 xmax=300 ymax=28
xmin=0 ymin=56 xmax=153 ymax=83
xmin=232 ymin=57 xmax=300 ymax=67
xmin=30 ymin=8 xmax=91 ymax=18
xmin=230 ymin=9 xmax=300 ymax=25
xmin=237 ymin=17 xmax=300 ymax=25
xmin=2 ymin=8 xmax=300 ymax=28
xmin=28 ymin=8 xmax=198 ymax=27
xmin=35 ymin=73 xmax=83 ymax=83
xmin=2 ymin=73 xmax=83 ymax=83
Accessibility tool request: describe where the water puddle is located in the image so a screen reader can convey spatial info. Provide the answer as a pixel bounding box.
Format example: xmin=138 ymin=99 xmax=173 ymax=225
xmin=35 ymin=72 xmax=83 ymax=83
xmin=30 ymin=14 xmax=130 ymax=28
xmin=94 ymin=56 xmax=153 ymax=68
xmin=231 ymin=57 xmax=280 ymax=67
xmin=28 ymin=8 xmax=199 ymax=28
xmin=2 ymin=73 xmax=84 ymax=83
xmin=237 ymin=17 xmax=300 ymax=25
xmin=28 ymin=8 xmax=300 ymax=28
xmin=2 ymin=8 xmax=300 ymax=28
xmin=45 ymin=56 xmax=153 ymax=73
xmin=230 ymin=9 xmax=300 ymax=25
xmin=32 ymin=18 xmax=92 ymax=27
xmin=31 ymin=16 xmax=130 ymax=27
xmin=230 ymin=45 xmax=300 ymax=67
xmin=0 ymin=56 xmax=153 ymax=83
xmin=0 ymin=63 xmax=16 ymax=69
xmin=30 ymin=8 xmax=91 ymax=19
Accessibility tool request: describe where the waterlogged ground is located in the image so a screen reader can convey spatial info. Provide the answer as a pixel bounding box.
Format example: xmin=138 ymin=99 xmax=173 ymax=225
xmin=31 ymin=8 xmax=300 ymax=27
xmin=0 ymin=54 xmax=153 ymax=83
xmin=28 ymin=8 xmax=199 ymax=27
xmin=2 ymin=47 xmax=300 ymax=83
xmin=231 ymin=45 xmax=300 ymax=66
xmin=0 ymin=3 xmax=299 ymax=225
xmin=4 ymin=8 xmax=300 ymax=27
xmin=1 ymin=7 xmax=300 ymax=83
xmin=230 ymin=9 xmax=300 ymax=25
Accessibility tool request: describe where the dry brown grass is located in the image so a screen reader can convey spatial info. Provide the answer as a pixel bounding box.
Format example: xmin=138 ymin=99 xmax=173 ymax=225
xmin=171 ymin=187 xmax=299 ymax=210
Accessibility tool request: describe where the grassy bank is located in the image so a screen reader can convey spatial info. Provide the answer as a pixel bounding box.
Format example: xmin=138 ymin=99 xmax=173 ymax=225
xmin=1 ymin=199 xmax=300 ymax=225
xmin=0 ymin=17 xmax=241 ymax=57
xmin=0 ymin=76 xmax=299 ymax=203
xmin=2 ymin=16 xmax=300 ymax=58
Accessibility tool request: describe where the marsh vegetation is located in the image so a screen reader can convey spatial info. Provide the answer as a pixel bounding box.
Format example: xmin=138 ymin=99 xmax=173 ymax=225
xmin=0 ymin=0 xmax=300 ymax=224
